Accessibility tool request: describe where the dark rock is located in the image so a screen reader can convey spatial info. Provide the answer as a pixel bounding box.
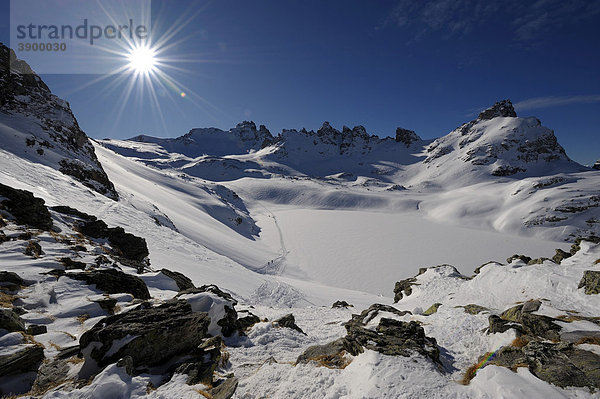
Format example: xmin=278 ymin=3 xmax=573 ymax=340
xmin=26 ymin=325 xmax=47 ymax=335
xmin=487 ymin=315 xmax=525 ymax=335
xmin=31 ymin=357 xmax=70 ymax=393
xmin=0 ymin=308 xmax=26 ymax=332
xmin=423 ymin=303 xmax=442 ymax=316
xmin=578 ymin=270 xmax=600 ymax=295
xmin=59 ymin=257 xmax=87 ymax=270
xmin=490 ymin=303 xmax=561 ymax=340
xmin=492 ymin=166 xmax=526 ymax=176
xmin=275 ymin=314 xmax=306 ymax=335
xmin=77 ymin=218 xmax=149 ymax=262
xmin=0 ymin=183 xmax=52 ymax=230
xmin=161 ymin=268 xmax=195 ymax=291
xmin=79 ymin=300 xmax=210 ymax=374
xmin=91 ymin=297 xmax=118 ymax=314
xmin=552 ymin=249 xmax=572 ymax=264
xmin=521 ymin=300 xmax=542 ymax=313
xmin=393 ymin=277 xmax=418 ymax=302
xmin=478 ymin=99 xmax=517 ymax=120
xmin=395 ymin=128 xmax=421 ymax=147
xmin=57 ymin=345 xmax=80 ymax=359
xmin=473 ymin=261 xmax=499 ymax=275
xmin=593 ymin=160 xmax=600 ymax=170
xmin=298 ymin=303 xmax=437 ymax=368
xmin=0 ymin=270 xmax=25 ymax=288
xmin=486 ymin=341 xmax=600 ymax=389
xmin=175 ymin=336 xmax=222 ymax=385
xmin=570 ymin=236 xmax=600 ymax=255
xmin=25 ymin=241 xmax=44 ymax=257
xmin=50 ymin=206 xmax=96 ymax=221
xmin=462 ymin=304 xmax=489 ymax=315
xmin=63 ymin=268 xmax=150 ymax=299
xmin=296 ymin=338 xmax=359 ymax=368
xmin=237 ymin=312 xmax=260 ymax=332
xmin=332 ymin=300 xmax=353 ymax=308
xmin=208 ymin=376 xmax=239 ymax=399
xmin=0 ymin=345 xmax=44 ymax=378
xmin=178 ymin=285 xmax=237 ymax=305
xmin=506 ymin=254 xmax=532 ymax=264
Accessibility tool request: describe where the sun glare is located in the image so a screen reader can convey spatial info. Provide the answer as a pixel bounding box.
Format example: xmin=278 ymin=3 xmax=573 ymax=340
xmin=127 ymin=45 xmax=157 ymax=74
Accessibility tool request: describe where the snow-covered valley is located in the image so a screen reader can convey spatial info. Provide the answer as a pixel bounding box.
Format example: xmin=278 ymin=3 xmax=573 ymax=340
xmin=1 ymin=43 xmax=600 ymax=398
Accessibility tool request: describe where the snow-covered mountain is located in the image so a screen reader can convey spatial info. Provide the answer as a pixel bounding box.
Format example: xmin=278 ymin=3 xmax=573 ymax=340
xmin=0 ymin=43 xmax=117 ymax=200
xmin=1 ymin=47 xmax=600 ymax=398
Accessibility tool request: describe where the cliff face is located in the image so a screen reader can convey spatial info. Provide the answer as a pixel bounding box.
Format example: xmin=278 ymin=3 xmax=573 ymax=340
xmin=0 ymin=43 xmax=117 ymax=199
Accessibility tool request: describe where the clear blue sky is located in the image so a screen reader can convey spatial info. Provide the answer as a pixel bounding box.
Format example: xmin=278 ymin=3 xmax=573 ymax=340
xmin=1 ymin=1 xmax=599 ymax=164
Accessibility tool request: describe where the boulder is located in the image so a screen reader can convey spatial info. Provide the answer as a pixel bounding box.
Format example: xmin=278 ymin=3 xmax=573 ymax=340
xmin=423 ymin=303 xmax=442 ymax=316
xmin=0 ymin=345 xmax=44 ymax=378
xmin=299 ymin=304 xmax=438 ymax=368
xmin=506 ymin=254 xmax=532 ymax=264
xmin=208 ymin=376 xmax=239 ymax=399
xmin=489 ymin=303 xmax=561 ymax=340
xmin=59 ymin=257 xmax=87 ymax=270
xmin=552 ymin=249 xmax=572 ymax=264
xmin=0 ymin=270 xmax=25 ymax=290
xmin=62 ymin=268 xmax=150 ymax=299
xmin=24 ymin=241 xmax=44 ymax=257
xmin=579 ymin=270 xmax=600 ymax=295
xmin=462 ymin=304 xmax=489 ymax=315
xmin=332 ymin=300 xmax=353 ymax=308
xmin=160 ymin=268 xmax=195 ymax=291
xmin=0 ymin=183 xmax=52 ymax=230
xmin=26 ymin=325 xmax=47 ymax=335
xmin=0 ymin=308 xmax=26 ymax=332
xmin=77 ymin=218 xmax=148 ymax=262
xmin=79 ymin=300 xmax=210 ymax=374
xmin=486 ymin=341 xmax=600 ymax=389
xmin=274 ymin=313 xmax=306 ymax=335
xmin=393 ymin=277 xmax=418 ymax=302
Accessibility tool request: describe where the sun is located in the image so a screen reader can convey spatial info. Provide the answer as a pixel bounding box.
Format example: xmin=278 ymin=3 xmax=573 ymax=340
xmin=127 ymin=45 xmax=157 ymax=74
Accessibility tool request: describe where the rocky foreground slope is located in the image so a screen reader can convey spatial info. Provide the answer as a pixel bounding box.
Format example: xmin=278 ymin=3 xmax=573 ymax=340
xmin=1 ymin=183 xmax=600 ymax=398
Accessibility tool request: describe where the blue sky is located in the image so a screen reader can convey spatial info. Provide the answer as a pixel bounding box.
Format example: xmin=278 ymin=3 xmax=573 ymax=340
xmin=1 ymin=0 xmax=600 ymax=164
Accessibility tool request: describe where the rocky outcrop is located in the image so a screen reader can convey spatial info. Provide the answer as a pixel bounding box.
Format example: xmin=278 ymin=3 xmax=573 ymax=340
xmin=488 ymin=301 xmax=561 ymax=341
xmin=0 ymin=308 xmax=26 ymax=332
xmin=393 ymin=276 xmax=418 ymax=302
xmin=593 ymin=160 xmax=600 ymax=170
xmin=484 ymin=341 xmax=600 ymax=389
xmin=79 ymin=300 xmax=210 ymax=374
xmin=0 ymin=44 xmax=117 ymax=199
xmin=477 ymin=99 xmax=517 ymax=120
xmin=298 ymin=304 xmax=438 ymax=369
xmin=78 ymin=219 xmax=148 ymax=263
xmin=578 ymin=270 xmax=600 ymax=295
xmin=0 ymin=345 xmax=44 ymax=379
xmin=395 ymin=127 xmax=421 ymax=147
xmin=60 ymin=268 xmax=151 ymax=299
xmin=160 ymin=268 xmax=195 ymax=291
xmin=0 ymin=183 xmax=52 ymax=230
xmin=0 ymin=270 xmax=25 ymax=290
xmin=332 ymin=300 xmax=353 ymax=308
xmin=274 ymin=314 xmax=306 ymax=335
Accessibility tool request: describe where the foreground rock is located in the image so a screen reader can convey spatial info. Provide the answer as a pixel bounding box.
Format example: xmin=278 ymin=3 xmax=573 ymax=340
xmin=0 ymin=183 xmax=52 ymax=230
xmin=485 ymin=341 xmax=600 ymax=389
xmin=79 ymin=300 xmax=210 ymax=375
xmin=298 ymin=304 xmax=439 ymax=369
xmin=488 ymin=301 xmax=562 ymax=341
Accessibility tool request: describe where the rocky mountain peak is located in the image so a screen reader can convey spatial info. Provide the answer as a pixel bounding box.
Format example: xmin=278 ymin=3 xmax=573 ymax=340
xmin=395 ymin=127 xmax=421 ymax=147
xmin=593 ymin=160 xmax=600 ymax=170
xmin=478 ymin=99 xmax=517 ymax=120
xmin=0 ymin=43 xmax=118 ymax=199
